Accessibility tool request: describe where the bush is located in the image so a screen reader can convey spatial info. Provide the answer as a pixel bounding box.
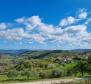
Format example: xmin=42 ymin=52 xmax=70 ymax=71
xmin=51 ymin=68 xmax=62 ymax=78
xmin=6 ymin=70 xmax=18 ymax=79
xmin=39 ymin=70 xmax=50 ymax=78
xmin=21 ymin=69 xmax=39 ymax=80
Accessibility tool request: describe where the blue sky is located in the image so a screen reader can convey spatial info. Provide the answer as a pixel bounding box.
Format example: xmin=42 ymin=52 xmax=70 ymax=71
xmin=0 ymin=0 xmax=91 ymax=50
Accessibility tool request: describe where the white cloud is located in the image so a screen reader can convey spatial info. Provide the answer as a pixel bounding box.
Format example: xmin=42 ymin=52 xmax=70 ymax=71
xmin=0 ymin=8 xmax=91 ymax=49
xmin=15 ymin=17 xmax=25 ymax=23
xmin=64 ymin=25 xmax=87 ymax=34
xmin=67 ymin=16 xmax=75 ymax=24
xmin=59 ymin=19 xmax=67 ymax=26
xmin=30 ymin=34 xmax=45 ymax=43
xmin=59 ymin=16 xmax=75 ymax=26
xmin=0 ymin=23 xmax=7 ymax=30
xmin=28 ymin=16 xmax=42 ymax=27
xmin=78 ymin=9 xmax=87 ymax=19
xmin=0 ymin=28 xmax=26 ymax=40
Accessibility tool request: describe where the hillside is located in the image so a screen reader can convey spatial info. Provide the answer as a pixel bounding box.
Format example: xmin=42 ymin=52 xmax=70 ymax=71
xmin=0 ymin=49 xmax=30 ymax=56
xmin=0 ymin=49 xmax=91 ymax=56
xmin=0 ymin=50 xmax=90 ymax=82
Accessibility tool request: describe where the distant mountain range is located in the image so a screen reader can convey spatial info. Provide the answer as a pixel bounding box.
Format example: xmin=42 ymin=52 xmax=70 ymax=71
xmin=70 ymin=49 xmax=91 ymax=52
xmin=0 ymin=49 xmax=91 ymax=56
xmin=0 ymin=49 xmax=30 ymax=56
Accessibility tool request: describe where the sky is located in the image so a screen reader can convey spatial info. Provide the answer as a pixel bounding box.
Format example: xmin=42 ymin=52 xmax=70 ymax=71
xmin=0 ymin=0 xmax=91 ymax=50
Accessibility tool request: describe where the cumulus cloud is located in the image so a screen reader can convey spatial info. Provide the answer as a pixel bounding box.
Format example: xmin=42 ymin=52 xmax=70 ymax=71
xmin=64 ymin=25 xmax=87 ymax=34
xmin=0 ymin=23 xmax=7 ymax=30
xmin=0 ymin=8 xmax=91 ymax=49
xmin=0 ymin=28 xmax=26 ymax=40
xmin=78 ymin=9 xmax=87 ymax=19
xmin=15 ymin=17 xmax=25 ymax=23
xmin=59 ymin=16 xmax=76 ymax=26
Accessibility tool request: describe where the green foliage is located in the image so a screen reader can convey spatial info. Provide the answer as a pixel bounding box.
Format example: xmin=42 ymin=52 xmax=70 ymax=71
xmin=88 ymin=55 xmax=91 ymax=63
xmin=6 ymin=70 xmax=18 ymax=78
xmin=15 ymin=60 xmax=32 ymax=71
xmin=51 ymin=68 xmax=63 ymax=78
xmin=0 ymin=50 xmax=91 ymax=81
xmin=63 ymin=62 xmax=77 ymax=76
xmin=39 ymin=70 xmax=49 ymax=78
xmin=74 ymin=61 xmax=88 ymax=76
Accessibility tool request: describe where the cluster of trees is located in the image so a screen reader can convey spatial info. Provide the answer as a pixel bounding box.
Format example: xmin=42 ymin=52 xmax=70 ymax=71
xmin=0 ymin=51 xmax=91 ymax=81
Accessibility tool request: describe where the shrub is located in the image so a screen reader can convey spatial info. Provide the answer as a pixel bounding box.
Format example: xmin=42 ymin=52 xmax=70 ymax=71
xmin=51 ymin=68 xmax=62 ymax=78
xmin=6 ymin=70 xmax=18 ymax=79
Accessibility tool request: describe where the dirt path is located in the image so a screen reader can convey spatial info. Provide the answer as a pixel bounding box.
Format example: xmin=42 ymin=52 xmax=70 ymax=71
xmin=10 ymin=78 xmax=77 ymax=84
xmin=1 ymin=78 xmax=91 ymax=84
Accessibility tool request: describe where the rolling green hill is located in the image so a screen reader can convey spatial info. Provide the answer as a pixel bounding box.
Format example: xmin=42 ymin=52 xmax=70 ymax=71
xmin=0 ymin=50 xmax=91 ymax=82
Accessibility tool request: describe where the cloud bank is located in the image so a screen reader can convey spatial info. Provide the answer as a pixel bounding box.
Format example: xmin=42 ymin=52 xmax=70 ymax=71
xmin=0 ymin=8 xmax=91 ymax=49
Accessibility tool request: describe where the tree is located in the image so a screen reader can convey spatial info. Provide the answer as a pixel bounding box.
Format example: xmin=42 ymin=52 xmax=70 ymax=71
xmin=39 ymin=71 xmax=48 ymax=78
xmin=74 ymin=61 xmax=88 ymax=76
xmin=21 ymin=69 xmax=30 ymax=79
xmin=21 ymin=69 xmax=39 ymax=80
xmin=88 ymin=55 xmax=91 ymax=63
xmin=15 ymin=60 xmax=31 ymax=71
